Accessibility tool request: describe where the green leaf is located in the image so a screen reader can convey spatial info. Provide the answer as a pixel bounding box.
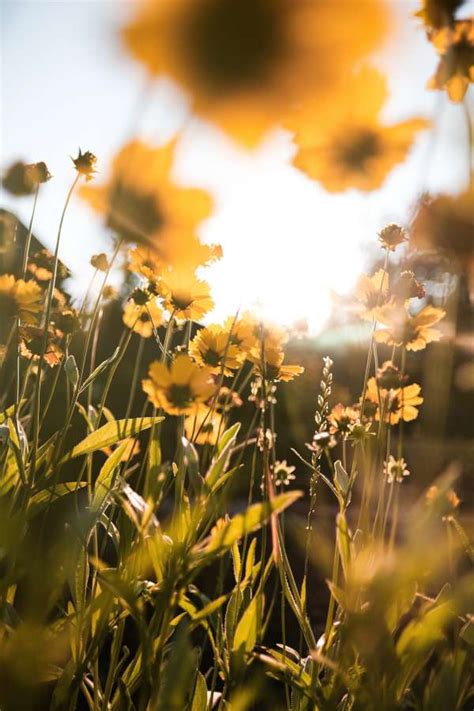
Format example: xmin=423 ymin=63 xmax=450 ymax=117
xmin=60 ymin=417 xmax=163 ymax=463
xmin=182 ymin=437 xmax=204 ymax=496
xmin=205 ymin=422 xmax=240 ymax=489
xmin=65 ymin=354 xmax=79 ymax=389
xmin=336 ymin=512 xmax=352 ymax=579
xmin=191 ymin=594 xmax=228 ymax=624
xmin=199 ymin=491 xmax=302 ymax=557
xmin=191 ymin=671 xmax=207 ymax=711
xmin=334 ymin=460 xmax=350 ymax=499
xmin=91 ymin=440 xmax=129 ymax=514
xmin=459 ymin=619 xmax=474 ymax=646
xmin=232 ymin=594 xmax=262 ymax=669
xmin=28 ymin=482 xmax=88 ymax=515
xmin=79 ymin=346 xmax=121 ymax=394
xmin=0 ymin=403 xmax=25 ymax=424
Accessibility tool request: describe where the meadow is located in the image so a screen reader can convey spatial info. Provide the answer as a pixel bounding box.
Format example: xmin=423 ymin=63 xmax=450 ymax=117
xmin=0 ymin=1 xmax=473 ymax=709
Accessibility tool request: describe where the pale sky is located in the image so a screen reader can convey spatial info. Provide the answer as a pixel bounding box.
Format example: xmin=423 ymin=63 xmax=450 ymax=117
xmin=1 ymin=0 xmax=471 ymax=332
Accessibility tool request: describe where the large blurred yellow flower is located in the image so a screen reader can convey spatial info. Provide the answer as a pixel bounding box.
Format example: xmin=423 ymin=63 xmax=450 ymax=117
xmin=427 ymin=19 xmax=474 ymax=102
xmin=122 ymin=0 xmax=386 ymax=146
xmin=0 ymin=274 xmax=43 ymax=324
xmin=81 ymin=140 xmax=212 ymax=248
xmin=142 ymin=354 xmax=215 ymax=415
xmin=184 ymin=403 xmax=223 ymax=445
xmin=290 ymin=68 xmax=429 ymax=192
xmin=158 ymin=271 xmax=214 ymax=321
xmin=189 ymin=325 xmax=243 ymax=375
xmin=374 ymin=304 xmax=445 ymax=351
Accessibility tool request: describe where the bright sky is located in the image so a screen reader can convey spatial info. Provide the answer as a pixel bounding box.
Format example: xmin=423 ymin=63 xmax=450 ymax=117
xmin=0 ymin=0 xmax=470 ymax=333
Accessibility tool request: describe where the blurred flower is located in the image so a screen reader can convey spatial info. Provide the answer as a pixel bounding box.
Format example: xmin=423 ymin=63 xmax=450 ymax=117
xmin=156 ymin=228 xmax=223 ymax=273
xmin=53 ymin=308 xmax=81 ymax=337
xmin=81 ymin=140 xmax=212 ymax=249
xmin=158 ymin=271 xmax=214 ymax=321
xmin=189 ymin=325 xmax=243 ymax=375
xmin=245 ymin=314 xmax=289 ymax=353
xmin=384 ymin=455 xmax=410 ymax=483
xmin=378 ymin=223 xmax=407 ymax=251
xmin=328 ymin=403 xmax=360 ymax=436
xmin=426 ymin=484 xmax=460 ymax=510
xmin=90 ymin=253 xmax=109 ymax=272
xmin=374 ymin=304 xmax=445 ymax=351
xmin=142 ymin=354 xmax=215 ymax=415
xmin=123 ymin=297 xmax=164 ymax=338
xmin=290 ymin=68 xmax=429 ymax=192
xmin=427 ymin=19 xmax=474 ymax=102
xmin=273 ymin=460 xmax=296 ymax=487
xmin=415 ymin=0 xmax=464 ymax=29
xmin=27 ymin=249 xmax=69 ymax=283
xmin=128 ymin=246 xmax=163 ymax=282
xmin=248 ymin=346 xmax=304 ymax=382
xmin=376 ymin=360 xmax=406 ymax=390
xmin=19 ymin=324 xmax=63 ymax=367
xmin=2 ymin=160 xmax=51 ymax=196
xmin=184 ymin=403 xmax=223 ymax=445
xmin=123 ymin=0 xmax=386 ymax=146
xmin=102 ymin=285 xmax=118 ymax=302
xmin=223 ymin=315 xmax=257 ymax=354
xmin=365 ymin=377 xmax=423 ymax=424
xmin=0 ymin=274 xmax=43 ymax=325
xmin=0 ymin=212 xmax=17 ymax=257
xmin=355 ymin=269 xmax=389 ymax=320
xmin=72 ymin=149 xmax=97 ymax=181
xmin=389 ymin=271 xmax=425 ymax=303
xmin=214 ymin=386 xmax=243 ymax=412
xmin=411 ymin=188 xmax=474 ymax=300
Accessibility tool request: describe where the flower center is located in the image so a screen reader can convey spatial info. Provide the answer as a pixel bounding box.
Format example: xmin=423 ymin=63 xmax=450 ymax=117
xmin=167 ymin=384 xmax=194 ymax=409
xmin=338 ymin=129 xmax=381 ymax=172
xmin=171 ymin=294 xmax=193 ymax=311
xmin=108 ymin=181 xmax=163 ymax=245
xmin=181 ymin=0 xmax=284 ymax=95
xmin=203 ymin=349 xmax=221 ymax=367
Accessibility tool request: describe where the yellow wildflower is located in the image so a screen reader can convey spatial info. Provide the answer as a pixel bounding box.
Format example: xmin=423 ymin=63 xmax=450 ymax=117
xmin=184 ymin=403 xmax=223 ymax=445
xmin=355 ymin=269 xmax=389 ymax=321
xmin=158 ymin=271 xmax=214 ymax=321
xmin=189 ymin=325 xmax=243 ymax=375
xmin=248 ymin=346 xmax=304 ymax=382
xmin=328 ymin=403 xmax=360 ymax=436
xmin=365 ymin=377 xmax=423 ymax=424
xmin=290 ymin=68 xmax=429 ymax=192
xmin=223 ymin=315 xmax=257 ymax=354
xmin=142 ymin=354 xmax=215 ymax=415
xmin=374 ymin=304 xmax=445 ymax=351
xmin=0 ymin=274 xmax=43 ymax=324
xmin=123 ymin=298 xmax=164 ymax=338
